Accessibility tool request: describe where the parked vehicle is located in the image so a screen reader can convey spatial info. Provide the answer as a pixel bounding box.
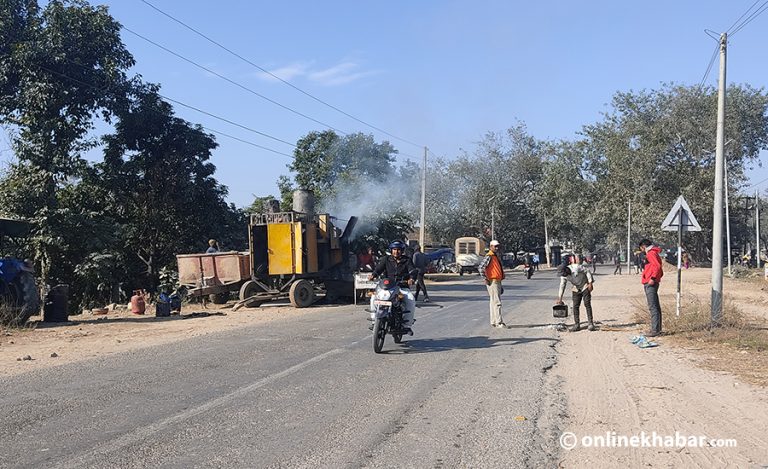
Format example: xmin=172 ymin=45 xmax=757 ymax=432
xmin=177 ymin=190 xmax=357 ymax=308
xmin=454 ymin=237 xmax=486 ymax=275
xmin=0 ymin=218 xmax=40 ymax=325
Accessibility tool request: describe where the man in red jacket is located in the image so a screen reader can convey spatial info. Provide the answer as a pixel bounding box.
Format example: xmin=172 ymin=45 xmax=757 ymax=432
xmin=639 ymin=238 xmax=664 ymax=336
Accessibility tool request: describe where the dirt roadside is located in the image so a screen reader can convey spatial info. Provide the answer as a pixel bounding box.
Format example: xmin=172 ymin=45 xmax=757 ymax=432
xmin=555 ymin=266 xmax=768 ymax=467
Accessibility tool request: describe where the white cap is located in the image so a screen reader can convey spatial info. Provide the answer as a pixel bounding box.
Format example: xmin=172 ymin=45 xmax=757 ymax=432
xmin=490 ymin=240 xmax=500 ymax=246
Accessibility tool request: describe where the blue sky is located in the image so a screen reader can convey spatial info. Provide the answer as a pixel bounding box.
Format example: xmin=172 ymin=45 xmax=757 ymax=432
xmin=19 ymin=1 xmax=768 ymax=206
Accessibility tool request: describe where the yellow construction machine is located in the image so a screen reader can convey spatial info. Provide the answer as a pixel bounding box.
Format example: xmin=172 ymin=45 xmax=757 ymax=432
xmin=178 ymin=190 xmax=357 ymax=308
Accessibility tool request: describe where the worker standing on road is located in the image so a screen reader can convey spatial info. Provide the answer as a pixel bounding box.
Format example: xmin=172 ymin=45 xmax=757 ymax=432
xmin=412 ymin=245 xmax=431 ymax=302
xmin=479 ymin=240 xmax=506 ymax=328
xmin=556 ymin=253 xmax=596 ymax=331
xmin=639 ymin=238 xmax=664 ymax=337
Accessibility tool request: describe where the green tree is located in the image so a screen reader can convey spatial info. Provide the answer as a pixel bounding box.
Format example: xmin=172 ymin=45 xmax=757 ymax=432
xmin=581 ymin=84 xmax=768 ymax=258
xmin=97 ymin=83 xmax=244 ymax=287
xmin=0 ymin=0 xmax=134 ymax=282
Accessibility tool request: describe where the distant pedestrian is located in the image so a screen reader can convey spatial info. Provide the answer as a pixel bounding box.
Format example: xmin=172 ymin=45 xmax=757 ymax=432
xmin=412 ymin=245 xmax=430 ymax=302
xmin=613 ymin=252 xmax=622 ymax=275
xmin=556 ymin=253 xmax=596 ymax=331
xmin=681 ymin=251 xmax=690 ymax=269
xmin=532 ymin=253 xmax=540 ymax=271
xmin=479 ymin=240 xmax=506 ymax=328
xmin=206 ymin=239 xmax=219 ymax=253
xmin=357 ymin=246 xmax=376 ymax=271
xmin=639 ymin=238 xmax=664 ymax=337
xmin=633 ymin=249 xmax=645 ymax=274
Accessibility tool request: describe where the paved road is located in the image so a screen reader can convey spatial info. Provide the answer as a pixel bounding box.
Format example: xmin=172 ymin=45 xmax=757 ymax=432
xmin=0 ymin=270 xmax=567 ymax=468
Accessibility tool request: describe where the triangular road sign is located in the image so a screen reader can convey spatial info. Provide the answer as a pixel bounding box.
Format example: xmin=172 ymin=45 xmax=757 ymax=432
xmin=661 ymin=195 xmax=701 ymax=232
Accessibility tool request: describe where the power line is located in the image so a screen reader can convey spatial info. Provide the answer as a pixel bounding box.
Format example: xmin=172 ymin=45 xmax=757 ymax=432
xmin=121 ymin=26 xmax=348 ymax=136
xmin=730 ymin=0 xmax=768 ymax=36
xmin=137 ymin=0 xmax=425 ymax=149
xmin=698 ymin=42 xmax=720 ymax=88
xmin=203 ymin=127 xmax=293 ymax=158
xmin=726 ymin=0 xmax=762 ymax=33
xmin=36 ymin=64 xmax=295 ymax=159
xmin=746 ymin=175 xmax=768 ymax=190
xmin=55 ymin=57 xmax=298 ymax=149
xmin=159 ymin=95 xmax=296 ymax=147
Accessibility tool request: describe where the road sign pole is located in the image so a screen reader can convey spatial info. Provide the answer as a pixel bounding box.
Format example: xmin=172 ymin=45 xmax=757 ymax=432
xmin=661 ymin=195 xmax=701 ymax=317
xmin=677 ymin=207 xmax=683 ymax=317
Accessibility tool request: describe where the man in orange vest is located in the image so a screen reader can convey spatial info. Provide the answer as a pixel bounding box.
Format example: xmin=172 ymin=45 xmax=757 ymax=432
xmin=479 ymin=239 xmax=506 ymax=328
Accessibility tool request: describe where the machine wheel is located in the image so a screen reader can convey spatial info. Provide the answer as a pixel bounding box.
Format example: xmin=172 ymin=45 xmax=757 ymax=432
xmin=1 ymin=271 xmax=40 ymax=326
xmin=289 ymin=279 xmax=315 ymax=308
xmin=239 ymin=280 xmax=262 ymax=301
xmin=208 ymin=292 xmax=229 ymax=304
xmin=373 ymin=318 xmax=386 ymax=353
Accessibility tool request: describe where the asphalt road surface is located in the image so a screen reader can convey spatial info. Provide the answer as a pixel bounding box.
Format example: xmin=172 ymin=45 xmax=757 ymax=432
xmin=1 ymin=269 xmax=568 ymax=468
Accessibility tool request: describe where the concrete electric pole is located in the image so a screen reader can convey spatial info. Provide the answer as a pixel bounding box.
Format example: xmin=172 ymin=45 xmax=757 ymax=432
xmin=627 ymin=201 xmax=632 ymax=274
xmin=419 ymin=146 xmax=427 ymax=250
xmin=711 ymin=32 xmax=727 ymax=326
xmin=756 ymin=190 xmax=761 ymax=270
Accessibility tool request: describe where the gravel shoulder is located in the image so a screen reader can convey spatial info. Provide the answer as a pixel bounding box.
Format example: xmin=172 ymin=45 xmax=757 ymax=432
xmin=555 ymin=267 xmax=768 ymax=467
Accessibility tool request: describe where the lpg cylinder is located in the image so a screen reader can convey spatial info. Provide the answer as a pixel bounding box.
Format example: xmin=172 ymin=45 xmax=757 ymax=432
xmin=130 ymin=290 xmax=146 ymax=315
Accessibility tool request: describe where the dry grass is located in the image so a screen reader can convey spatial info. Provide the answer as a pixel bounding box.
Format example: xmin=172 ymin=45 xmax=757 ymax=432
xmin=632 ymin=295 xmax=768 ymax=386
xmin=0 ymin=303 xmax=37 ymax=333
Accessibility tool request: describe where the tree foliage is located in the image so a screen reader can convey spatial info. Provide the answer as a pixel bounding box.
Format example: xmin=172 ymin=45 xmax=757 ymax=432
xmin=0 ymin=1 xmax=247 ymax=310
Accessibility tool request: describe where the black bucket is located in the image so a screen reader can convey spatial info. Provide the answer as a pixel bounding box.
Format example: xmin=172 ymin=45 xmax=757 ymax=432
xmin=43 ymin=284 xmax=69 ymax=322
xmin=155 ymin=301 xmax=171 ymax=317
xmin=553 ymin=304 xmax=569 ymax=318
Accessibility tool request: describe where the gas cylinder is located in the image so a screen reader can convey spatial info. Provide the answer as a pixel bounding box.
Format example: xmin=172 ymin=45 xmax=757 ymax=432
xmin=130 ymin=290 xmax=146 ymax=315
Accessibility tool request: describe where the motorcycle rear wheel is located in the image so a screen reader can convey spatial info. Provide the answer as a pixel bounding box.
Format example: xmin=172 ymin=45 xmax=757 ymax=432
xmin=373 ymin=318 xmax=386 ymax=353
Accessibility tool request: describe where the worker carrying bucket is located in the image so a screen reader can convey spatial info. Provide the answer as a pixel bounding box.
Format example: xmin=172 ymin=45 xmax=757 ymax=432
xmin=555 ymin=253 xmax=596 ymax=332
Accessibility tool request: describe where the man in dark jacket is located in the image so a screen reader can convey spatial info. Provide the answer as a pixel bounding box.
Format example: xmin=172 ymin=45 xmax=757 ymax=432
xmin=368 ymin=241 xmax=416 ymax=329
xmin=639 ymin=238 xmax=664 ymax=337
xmin=412 ymin=245 xmax=430 ymax=302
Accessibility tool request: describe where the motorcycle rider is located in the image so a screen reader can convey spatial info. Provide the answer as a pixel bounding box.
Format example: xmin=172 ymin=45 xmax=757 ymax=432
xmin=368 ymin=241 xmax=417 ymax=331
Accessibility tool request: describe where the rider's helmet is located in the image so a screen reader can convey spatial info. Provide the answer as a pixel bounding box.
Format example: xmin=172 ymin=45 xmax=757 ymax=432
xmin=388 ymin=241 xmax=405 ymax=251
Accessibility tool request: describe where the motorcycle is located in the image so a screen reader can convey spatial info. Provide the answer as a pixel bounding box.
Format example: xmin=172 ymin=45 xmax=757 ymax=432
xmin=370 ymin=277 xmax=414 ymax=353
xmin=524 ymin=263 xmax=534 ymax=279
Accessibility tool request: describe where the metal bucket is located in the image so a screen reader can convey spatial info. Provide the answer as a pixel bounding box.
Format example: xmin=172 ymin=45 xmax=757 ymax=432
xmin=553 ymin=304 xmax=568 ymax=318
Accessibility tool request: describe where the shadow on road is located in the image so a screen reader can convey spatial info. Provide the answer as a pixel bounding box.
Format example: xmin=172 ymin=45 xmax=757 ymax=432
xmin=382 ymin=335 xmax=559 ymax=354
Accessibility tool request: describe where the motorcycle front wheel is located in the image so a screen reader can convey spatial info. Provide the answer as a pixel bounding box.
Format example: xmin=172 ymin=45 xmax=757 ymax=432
xmin=373 ymin=317 xmax=387 ymax=353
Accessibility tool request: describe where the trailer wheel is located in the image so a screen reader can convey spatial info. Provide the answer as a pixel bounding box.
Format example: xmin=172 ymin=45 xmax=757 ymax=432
xmin=289 ymin=279 xmax=315 ymax=308
xmin=208 ymin=292 xmax=229 ymax=304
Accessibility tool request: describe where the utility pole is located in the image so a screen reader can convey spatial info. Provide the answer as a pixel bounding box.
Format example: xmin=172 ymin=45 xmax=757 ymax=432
xmin=419 ymin=146 xmax=427 ymax=250
xmin=544 ymin=217 xmax=551 ymax=268
xmin=491 ymin=206 xmax=495 ymax=241
xmin=711 ymin=32 xmax=727 ymax=326
xmin=756 ymin=190 xmax=761 ymax=269
xmin=725 ymin=159 xmax=732 ymax=276
xmin=627 ymin=200 xmax=632 ymax=274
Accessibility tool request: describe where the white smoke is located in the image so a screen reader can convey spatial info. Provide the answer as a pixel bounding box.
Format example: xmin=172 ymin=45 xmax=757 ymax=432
xmin=318 ymin=170 xmax=421 ymax=241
